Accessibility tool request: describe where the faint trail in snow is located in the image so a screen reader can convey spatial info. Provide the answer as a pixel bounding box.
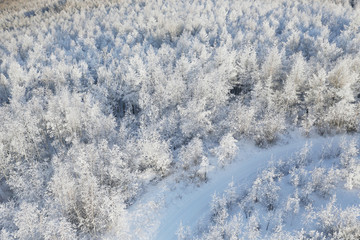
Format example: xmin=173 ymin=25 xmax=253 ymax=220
xmin=128 ymin=134 xmax=336 ymax=240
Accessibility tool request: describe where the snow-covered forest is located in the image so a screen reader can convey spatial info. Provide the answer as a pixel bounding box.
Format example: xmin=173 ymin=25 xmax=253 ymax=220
xmin=0 ymin=0 xmax=360 ymax=239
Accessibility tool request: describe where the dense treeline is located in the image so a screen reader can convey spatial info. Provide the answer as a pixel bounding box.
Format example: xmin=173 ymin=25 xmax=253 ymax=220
xmin=0 ymin=0 xmax=360 ymax=238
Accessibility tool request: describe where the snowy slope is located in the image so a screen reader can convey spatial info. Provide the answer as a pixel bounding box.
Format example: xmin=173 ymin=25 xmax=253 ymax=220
xmin=127 ymin=133 xmax=338 ymax=240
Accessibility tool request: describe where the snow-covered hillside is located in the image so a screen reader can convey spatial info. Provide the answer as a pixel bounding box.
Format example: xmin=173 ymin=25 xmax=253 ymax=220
xmin=0 ymin=0 xmax=360 ymax=239
xmin=125 ymin=134 xmax=360 ymax=240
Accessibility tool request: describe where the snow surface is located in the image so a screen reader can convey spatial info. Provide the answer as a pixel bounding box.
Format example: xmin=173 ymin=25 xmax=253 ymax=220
xmin=128 ymin=132 xmax=341 ymax=240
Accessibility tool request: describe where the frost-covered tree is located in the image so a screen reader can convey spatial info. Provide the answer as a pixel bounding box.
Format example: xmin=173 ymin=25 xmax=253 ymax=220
xmin=261 ymin=47 xmax=284 ymax=86
xmin=13 ymin=202 xmax=43 ymax=240
xmin=303 ymin=69 xmax=329 ymax=134
xmin=176 ymin=222 xmax=191 ymax=240
xmin=226 ymin=102 xmax=255 ymax=140
xmin=45 ymin=90 xmax=116 ymax=148
xmin=339 ymin=138 xmax=360 ymax=189
xmin=0 ymin=74 xmax=10 ymax=105
xmin=210 ymin=192 xmax=228 ymax=226
xmin=197 ymin=156 xmax=210 ymax=182
xmin=224 ymin=180 xmax=237 ymax=206
xmin=213 ymin=133 xmax=238 ymax=167
xmin=249 ymin=167 xmax=281 ymax=211
xmin=246 ymin=211 xmax=260 ymax=240
xmin=325 ymin=59 xmax=360 ymax=132
xmin=233 ymin=45 xmax=260 ymax=96
xmin=178 ymin=99 xmax=213 ymax=139
xmin=137 ymin=128 xmax=173 ymax=177
xmin=316 ymin=195 xmax=360 ymax=239
xmin=308 ymin=167 xmax=338 ymax=197
xmin=179 ymin=137 xmax=205 ymax=171
xmin=51 ymin=162 xmax=122 ymax=235
xmin=282 ymin=54 xmax=309 ymax=124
